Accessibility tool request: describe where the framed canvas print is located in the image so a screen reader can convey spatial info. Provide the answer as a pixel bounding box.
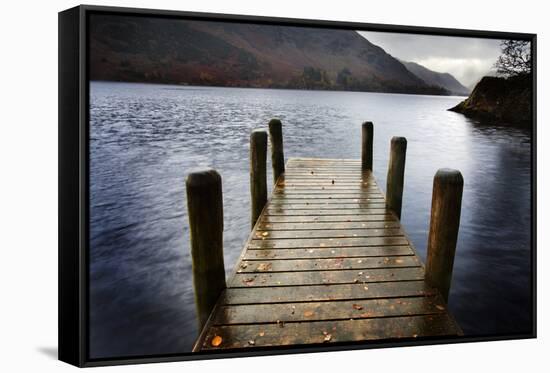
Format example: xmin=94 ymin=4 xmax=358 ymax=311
xmin=58 ymin=4 xmax=536 ymax=367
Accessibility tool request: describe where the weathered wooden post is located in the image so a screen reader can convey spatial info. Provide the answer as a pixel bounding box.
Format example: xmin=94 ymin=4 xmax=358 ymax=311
xmin=386 ymin=137 xmax=407 ymax=219
xmin=268 ymin=118 xmax=285 ymax=184
xmin=361 ymin=121 xmax=374 ymax=171
xmin=250 ymin=129 xmax=268 ymax=229
xmin=425 ymin=168 xmax=464 ymax=302
xmin=185 ymin=168 xmax=226 ymax=330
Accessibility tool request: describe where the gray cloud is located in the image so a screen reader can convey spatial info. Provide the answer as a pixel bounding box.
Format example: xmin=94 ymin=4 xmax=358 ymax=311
xmin=358 ymin=31 xmax=503 ymax=88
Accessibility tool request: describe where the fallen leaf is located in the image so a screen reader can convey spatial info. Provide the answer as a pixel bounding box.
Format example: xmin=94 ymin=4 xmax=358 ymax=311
xmin=352 ymin=304 xmax=363 ymax=310
xmin=257 ymin=263 xmax=272 ymax=271
xmin=242 ymin=277 xmax=255 ymax=285
xmin=435 ymin=305 xmax=445 ymax=311
xmin=304 ymin=311 xmax=314 ymax=317
xmin=364 ymin=285 xmax=369 ymax=290
xmin=259 ymin=331 xmax=265 ymax=337
xmin=323 ymin=333 xmax=332 ymax=342
xmin=248 ymin=340 xmax=256 ymax=346
xmin=395 ymin=259 xmax=404 ymax=264
xmin=211 ymin=335 xmax=223 ymax=347
xmin=357 ymin=260 xmax=363 ymax=264
xmin=261 ymin=232 xmax=269 ymax=237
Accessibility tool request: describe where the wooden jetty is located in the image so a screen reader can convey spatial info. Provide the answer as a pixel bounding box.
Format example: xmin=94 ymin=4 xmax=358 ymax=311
xmin=186 ymin=120 xmax=463 ymax=352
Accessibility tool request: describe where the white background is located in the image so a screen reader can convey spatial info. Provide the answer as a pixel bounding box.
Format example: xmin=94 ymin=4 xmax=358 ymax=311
xmin=0 ymin=0 xmax=547 ymax=371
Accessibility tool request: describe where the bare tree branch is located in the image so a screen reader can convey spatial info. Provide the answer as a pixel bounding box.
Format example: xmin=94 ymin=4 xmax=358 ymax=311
xmin=494 ymin=40 xmax=532 ymax=77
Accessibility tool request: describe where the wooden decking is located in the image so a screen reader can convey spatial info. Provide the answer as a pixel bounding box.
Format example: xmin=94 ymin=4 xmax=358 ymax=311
xmin=193 ymin=158 xmax=462 ymax=351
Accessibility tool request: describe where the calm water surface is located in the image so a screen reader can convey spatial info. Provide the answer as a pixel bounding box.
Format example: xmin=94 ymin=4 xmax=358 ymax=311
xmin=89 ymin=81 xmax=532 ymax=358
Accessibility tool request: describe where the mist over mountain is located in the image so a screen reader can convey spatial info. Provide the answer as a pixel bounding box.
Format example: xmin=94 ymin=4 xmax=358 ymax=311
xmin=401 ymin=61 xmax=470 ymax=96
xmin=90 ymin=15 xmax=453 ymax=95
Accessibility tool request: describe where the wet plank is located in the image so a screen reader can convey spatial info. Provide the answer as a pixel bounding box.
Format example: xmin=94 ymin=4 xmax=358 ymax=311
xmin=272 ymin=194 xmax=386 ymax=199
xmin=230 ymin=267 xmax=424 ymax=287
xmin=258 ymin=215 xmax=396 ymax=223
xmin=257 ymin=221 xmax=400 ymax=230
xmin=267 ymin=202 xmax=388 ymax=209
xmin=243 ymin=246 xmax=414 ymax=260
xmin=264 ymin=208 xmax=393 ymax=216
xmin=212 ymin=295 xmax=446 ymax=324
xmin=253 ymin=228 xmax=403 ymax=239
xmin=248 ymin=236 xmax=409 ymax=249
xmin=220 ymin=281 xmax=434 ymax=304
xmin=200 ymin=314 xmax=461 ymax=350
xmin=270 ymin=197 xmax=386 ymax=204
xmin=237 ymin=256 xmax=419 ymax=272
xmin=194 ymin=157 xmax=462 ymax=351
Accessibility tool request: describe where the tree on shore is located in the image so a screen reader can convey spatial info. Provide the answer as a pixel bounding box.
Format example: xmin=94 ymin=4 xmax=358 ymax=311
xmin=494 ymin=40 xmax=531 ymax=77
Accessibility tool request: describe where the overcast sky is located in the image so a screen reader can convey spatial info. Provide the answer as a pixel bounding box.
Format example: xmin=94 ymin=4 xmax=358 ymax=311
xmin=358 ymin=31 xmax=503 ymax=88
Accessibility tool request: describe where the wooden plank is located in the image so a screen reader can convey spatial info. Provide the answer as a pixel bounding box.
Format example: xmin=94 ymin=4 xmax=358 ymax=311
xmin=283 ymin=173 xmax=371 ymax=177
xmin=287 ymin=161 xmax=362 ymax=165
xmin=237 ymin=256 xmax=419 ymax=272
xmin=264 ymin=208 xmax=392 ymax=216
xmin=221 ymin=280 xmax=434 ymax=304
xmin=257 ymin=221 xmax=400 ymax=230
xmin=280 ymin=181 xmax=377 ymax=185
xmin=244 ymin=246 xmax=414 ymax=259
xmin=266 ymin=202 xmax=388 ymax=209
xmin=276 ymin=183 xmax=380 ymax=193
xmin=258 ymin=215 xmax=396 ymax=223
xmin=248 ymin=236 xmax=408 ymax=249
xmin=211 ymin=295 xmax=446 ymax=324
xmin=272 ymin=193 xmax=385 ymax=198
xmin=270 ymin=197 xmax=385 ymax=203
xmin=230 ymin=267 xmax=424 ymax=287
xmin=275 ymin=190 xmax=382 ymax=195
xmin=281 ymin=177 xmax=375 ymax=181
xmin=252 ymin=228 xmax=403 ymax=239
xmin=200 ymin=314 xmax=460 ymax=349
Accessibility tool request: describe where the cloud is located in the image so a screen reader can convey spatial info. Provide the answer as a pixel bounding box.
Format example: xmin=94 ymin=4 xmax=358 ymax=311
xmin=358 ymin=31 xmax=503 ymax=87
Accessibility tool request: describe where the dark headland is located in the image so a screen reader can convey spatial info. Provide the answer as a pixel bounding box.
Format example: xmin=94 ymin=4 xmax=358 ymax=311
xmin=449 ymin=74 xmax=532 ymax=129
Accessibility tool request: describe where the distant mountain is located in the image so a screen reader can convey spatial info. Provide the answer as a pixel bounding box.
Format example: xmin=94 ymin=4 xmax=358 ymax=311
xmin=401 ymin=61 xmax=470 ymax=96
xmin=89 ymin=15 xmax=449 ymax=95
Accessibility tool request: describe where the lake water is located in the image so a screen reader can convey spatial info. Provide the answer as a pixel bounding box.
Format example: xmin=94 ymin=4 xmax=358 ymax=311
xmin=89 ymin=81 xmax=532 ymax=359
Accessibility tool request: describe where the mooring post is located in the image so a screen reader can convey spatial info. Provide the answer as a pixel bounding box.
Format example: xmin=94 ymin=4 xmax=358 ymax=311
xmin=250 ymin=129 xmax=268 ymax=229
xmin=425 ymin=168 xmax=464 ymax=302
xmin=386 ymin=137 xmax=407 ymax=219
xmin=185 ymin=168 xmax=226 ymax=331
xmin=361 ymin=121 xmax=374 ymax=171
xmin=268 ymin=118 xmax=285 ymax=184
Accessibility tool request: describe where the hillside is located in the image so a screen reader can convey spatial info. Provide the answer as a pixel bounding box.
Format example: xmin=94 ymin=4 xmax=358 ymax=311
xmin=449 ymin=75 xmax=531 ymax=127
xmin=89 ymin=14 xmax=449 ymax=95
xmin=402 ymin=61 xmax=470 ymax=96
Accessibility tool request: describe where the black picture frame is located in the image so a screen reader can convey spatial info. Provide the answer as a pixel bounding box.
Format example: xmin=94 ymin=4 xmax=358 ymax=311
xmin=59 ymin=4 xmax=537 ymax=367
